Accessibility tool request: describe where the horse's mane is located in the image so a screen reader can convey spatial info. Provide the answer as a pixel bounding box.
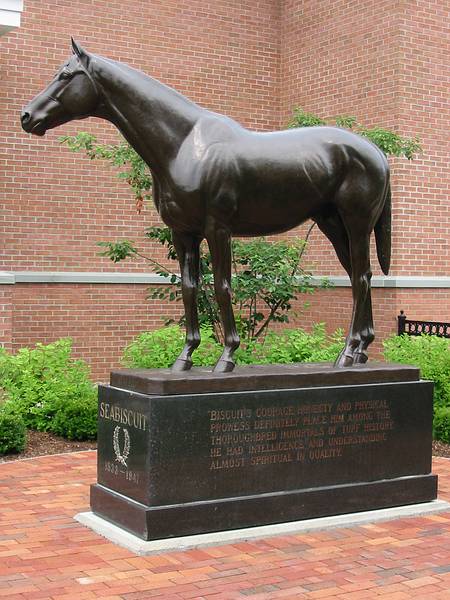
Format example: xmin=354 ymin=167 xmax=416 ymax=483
xmin=90 ymin=53 xmax=202 ymax=113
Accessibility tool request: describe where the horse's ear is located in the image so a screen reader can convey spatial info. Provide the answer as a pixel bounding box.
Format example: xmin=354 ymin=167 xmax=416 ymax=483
xmin=71 ymin=37 xmax=89 ymax=66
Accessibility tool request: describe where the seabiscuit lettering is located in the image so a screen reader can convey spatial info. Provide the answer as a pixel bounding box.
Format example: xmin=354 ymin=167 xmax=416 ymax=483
xmin=209 ymin=409 xmax=252 ymax=420
xmin=99 ymin=402 xmax=147 ymax=431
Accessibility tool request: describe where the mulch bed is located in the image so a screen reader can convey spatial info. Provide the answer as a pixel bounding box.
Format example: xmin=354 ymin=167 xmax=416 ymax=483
xmin=0 ymin=430 xmax=449 ymax=462
xmin=433 ymin=440 xmax=450 ymax=458
xmin=0 ymin=430 xmax=97 ymax=463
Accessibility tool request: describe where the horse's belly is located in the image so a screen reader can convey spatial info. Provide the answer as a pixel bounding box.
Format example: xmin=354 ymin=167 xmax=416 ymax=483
xmin=229 ymin=190 xmax=324 ymax=236
xmin=230 ymin=207 xmax=304 ymax=235
xmin=225 ymin=156 xmax=334 ymax=236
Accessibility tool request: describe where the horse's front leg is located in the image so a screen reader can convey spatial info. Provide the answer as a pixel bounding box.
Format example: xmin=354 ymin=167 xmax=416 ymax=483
xmin=206 ymin=220 xmax=240 ymax=372
xmin=171 ymin=231 xmax=202 ymax=372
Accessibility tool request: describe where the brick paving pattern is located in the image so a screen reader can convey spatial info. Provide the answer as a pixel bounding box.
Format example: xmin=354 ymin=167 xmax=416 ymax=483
xmin=0 ymin=452 xmax=449 ymax=599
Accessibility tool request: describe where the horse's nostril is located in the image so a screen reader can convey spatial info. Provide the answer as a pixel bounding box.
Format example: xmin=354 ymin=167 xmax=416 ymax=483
xmin=21 ymin=111 xmax=31 ymax=124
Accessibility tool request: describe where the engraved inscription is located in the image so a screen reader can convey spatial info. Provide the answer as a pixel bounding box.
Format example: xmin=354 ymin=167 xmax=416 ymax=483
xmin=99 ymin=402 xmax=147 ymax=489
xmin=99 ymin=402 xmax=147 ymax=431
xmin=208 ymin=398 xmax=395 ymax=470
xmin=104 ymin=459 xmax=140 ymax=484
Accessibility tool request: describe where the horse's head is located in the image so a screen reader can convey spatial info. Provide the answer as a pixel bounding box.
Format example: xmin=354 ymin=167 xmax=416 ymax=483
xmin=21 ymin=39 xmax=100 ymax=136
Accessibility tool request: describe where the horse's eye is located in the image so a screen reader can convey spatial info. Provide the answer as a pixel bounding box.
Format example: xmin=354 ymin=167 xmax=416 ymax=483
xmin=60 ymin=70 xmax=72 ymax=80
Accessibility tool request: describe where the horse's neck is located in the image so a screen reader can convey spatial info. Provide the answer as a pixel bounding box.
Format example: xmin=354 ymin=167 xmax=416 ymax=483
xmin=93 ymin=57 xmax=203 ymax=176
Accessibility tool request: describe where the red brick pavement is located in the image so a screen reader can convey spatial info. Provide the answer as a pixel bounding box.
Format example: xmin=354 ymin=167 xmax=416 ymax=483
xmin=0 ymin=452 xmax=450 ymax=599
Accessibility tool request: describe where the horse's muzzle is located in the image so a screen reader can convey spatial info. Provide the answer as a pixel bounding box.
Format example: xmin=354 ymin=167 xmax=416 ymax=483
xmin=20 ymin=110 xmax=46 ymax=136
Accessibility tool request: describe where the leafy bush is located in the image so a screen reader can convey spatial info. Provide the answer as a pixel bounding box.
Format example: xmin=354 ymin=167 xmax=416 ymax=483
xmin=122 ymin=324 xmax=343 ymax=369
xmin=265 ymin=325 xmax=344 ymax=364
xmin=0 ymin=339 xmax=97 ymax=440
xmin=383 ymin=334 xmax=450 ymax=443
xmin=51 ymin=395 xmax=97 ymax=441
xmin=122 ymin=326 xmax=186 ymax=369
xmin=100 ymin=228 xmax=327 ymax=345
xmin=383 ymin=334 xmax=450 ymax=408
xmin=287 ymin=107 xmax=421 ymax=159
xmin=122 ymin=326 xmax=222 ymax=369
xmin=192 ymin=328 xmax=223 ymax=367
xmin=433 ymin=406 xmax=450 ymax=444
xmin=0 ymin=402 xmax=26 ymax=456
xmin=233 ymin=324 xmax=343 ymax=365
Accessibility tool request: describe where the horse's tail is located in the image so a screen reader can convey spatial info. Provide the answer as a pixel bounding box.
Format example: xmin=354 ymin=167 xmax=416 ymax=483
xmin=374 ymin=180 xmax=392 ymax=275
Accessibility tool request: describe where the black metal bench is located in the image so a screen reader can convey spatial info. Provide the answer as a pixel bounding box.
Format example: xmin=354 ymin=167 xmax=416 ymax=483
xmin=398 ymin=310 xmax=450 ymax=338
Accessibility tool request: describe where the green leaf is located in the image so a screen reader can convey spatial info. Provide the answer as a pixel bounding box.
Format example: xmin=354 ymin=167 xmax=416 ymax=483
xmin=286 ymin=108 xmax=422 ymax=159
xmin=97 ymin=240 xmax=138 ymax=263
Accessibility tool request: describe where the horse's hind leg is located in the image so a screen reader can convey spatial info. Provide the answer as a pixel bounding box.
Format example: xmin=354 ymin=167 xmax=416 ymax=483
xmin=335 ymin=222 xmax=374 ymax=368
xmin=171 ymin=231 xmax=202 ymax=372
xmin=315 ymin=211 xmax=352 ymax=277
xmin=315 ymin=212 xmax=358 ymax=367
xmin=206 ymin=220 xmax=240 ymax=372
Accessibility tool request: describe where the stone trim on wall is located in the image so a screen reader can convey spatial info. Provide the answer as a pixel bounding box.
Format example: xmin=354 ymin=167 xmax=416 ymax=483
xmin=1 ymin=272 xmax=450 ymax=288
xmin=0 ymin=0 xmax=23 ymax=35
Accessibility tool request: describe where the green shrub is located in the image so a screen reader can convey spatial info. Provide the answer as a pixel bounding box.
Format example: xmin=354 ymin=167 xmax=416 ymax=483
xmin=258 ymin=324 xmax=344 ymax=364
xmin=0 ymin=339 xmax=97 ymax=440
xmin=287 ymin=107 xmax=421 ymax=159
xmin=191 ymin=328 xmax=223 ymax=367
xmin=383 ymin=334 xmax=450 ymax=407
xmin=122 ymin=326 xmax=186 ymax=368
xmin=51 ymin=394 xmax=97 ymax=440
xmin=434 ymin=406 xmax=450 ymax=444
xmin=122 ymin=324 xmax=343 ymax=369
xmin=383 ymin=334 xmax=450 ymax=443
xmin=122 ymin=325 xmax=222 ymax=369
xmin=0 ymin=402 xmax=26 ymax=455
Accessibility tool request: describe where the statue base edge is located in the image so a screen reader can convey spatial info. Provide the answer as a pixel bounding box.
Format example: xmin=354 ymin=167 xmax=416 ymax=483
xmin=90 ymin=474 xmax=438 ymax=542
xmin=77 ymin=498 xmax=450 ymax=555
xmin=110 ymin=361 xmax=420 ymax=396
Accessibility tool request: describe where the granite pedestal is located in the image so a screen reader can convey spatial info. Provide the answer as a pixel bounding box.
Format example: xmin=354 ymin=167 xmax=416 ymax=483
xmin=91 ymin=362 xmax=437 ymax=541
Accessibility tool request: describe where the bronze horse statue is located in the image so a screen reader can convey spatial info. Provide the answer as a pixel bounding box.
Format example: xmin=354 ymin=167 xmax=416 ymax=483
xmin=21 ymin=40 xmax=391 ymax=373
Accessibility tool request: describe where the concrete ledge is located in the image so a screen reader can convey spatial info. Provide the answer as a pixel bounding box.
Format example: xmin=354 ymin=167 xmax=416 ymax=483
xmin=315 ymin=275 xmax=450 ymax=288
xmin=1 ymin=271 xmax=450 ymax=288
xmin=0 ymin=271 xmax=15 ymax=284
xmin=75 ymin=499 xmax=450 ymax=556
xmin=12 ymin=271 xmax=171 ymax=284
xmin=0 ymin=0 xmax=23 ymax=35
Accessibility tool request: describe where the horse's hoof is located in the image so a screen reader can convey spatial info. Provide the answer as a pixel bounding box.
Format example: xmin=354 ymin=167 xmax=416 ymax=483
xmin=171 ymin=358 xmax=193 ymax=372
xmin=334 ymin=352 xmax=354 ymax=368
xmin=353 ymin=351 xmax=369 ymax=364
xmin=213 ymin=359 xmax=235 ymax=373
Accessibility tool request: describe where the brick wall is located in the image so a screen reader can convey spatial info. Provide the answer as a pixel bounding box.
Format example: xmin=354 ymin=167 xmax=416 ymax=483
xmin=0 ymin=288 xmax=13 ymax=351
xmin=1 ymin=0 xmax=280 ymax=272
xmin=393 ymin=0 xmax=449 ymax=275
xmin=1 ymin=0 xmax=281 ymax=377
xmin=1 ymin=0 xmax=448 ymax=379
xmin=279 ymin=0 xmax=403 ymax=275
xmin=296 ymin=287 xmax=450 ymax=359
xmin=10 ymin=283 xmax=182 ymax=381
xmin=279 ymin=0 xmax=449 ymax=279
xmin=276 ymin=0 xmax=449 ymax=362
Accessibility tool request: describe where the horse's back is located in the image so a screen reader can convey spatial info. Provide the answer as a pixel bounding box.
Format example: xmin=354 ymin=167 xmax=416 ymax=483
xmin=170 ymin=119 xmax=389 ymax=236
xmin=238 ymin=126 xmax=387 ymax=172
